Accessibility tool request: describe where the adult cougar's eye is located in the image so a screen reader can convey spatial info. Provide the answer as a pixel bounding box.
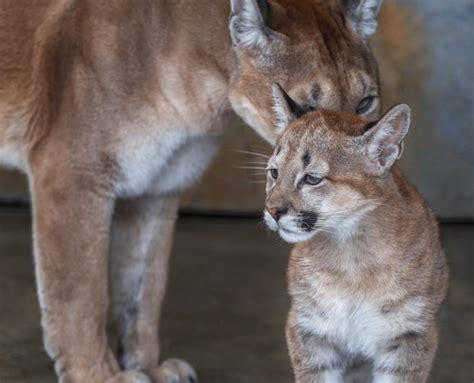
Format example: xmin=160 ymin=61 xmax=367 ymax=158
xmin=303 ymin=174 xmax=323 ymax=186
xmin=270 ymin=168 xmax=278 ymax=179
xmin=356 ymin=96 xmax=375 ymax=115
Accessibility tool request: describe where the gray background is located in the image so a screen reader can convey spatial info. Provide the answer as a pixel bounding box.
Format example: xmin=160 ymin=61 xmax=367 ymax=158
xmin=393 ymin=0 xmax=474 ymax=218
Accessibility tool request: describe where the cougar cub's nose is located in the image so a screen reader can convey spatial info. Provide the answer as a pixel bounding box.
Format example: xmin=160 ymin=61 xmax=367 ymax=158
xmin=266 ymin=206 xmax=288 ymax=221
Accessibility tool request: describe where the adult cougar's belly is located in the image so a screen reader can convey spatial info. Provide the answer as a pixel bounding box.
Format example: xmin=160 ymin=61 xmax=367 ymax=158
xmin=113 ymin=114 xmax=226 ymax=198
xmin=0 ymin=106 xmax=224 ymax=198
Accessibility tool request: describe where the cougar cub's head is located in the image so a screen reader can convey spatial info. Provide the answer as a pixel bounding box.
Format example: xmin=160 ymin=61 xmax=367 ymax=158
xmin=228 ymin=0 xmax=383 ymax=144
xmin=264 ymin=85 xmax=411 ymax=243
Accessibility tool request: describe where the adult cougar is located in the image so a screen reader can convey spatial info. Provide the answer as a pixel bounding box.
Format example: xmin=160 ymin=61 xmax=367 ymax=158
xmin=0 ymin=0 xmax=383 ymax=382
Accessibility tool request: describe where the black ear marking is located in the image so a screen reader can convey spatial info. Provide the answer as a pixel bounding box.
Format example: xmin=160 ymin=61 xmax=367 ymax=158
xmin=274 ymin=83 xmax=307 ymax=119
xmin=256 ymin=0 xmax=270 ymax=20
xmin=272 ymin=83 xmax=316 ymax=132
xmin=362 ymin=121 xmax=377 ymax=134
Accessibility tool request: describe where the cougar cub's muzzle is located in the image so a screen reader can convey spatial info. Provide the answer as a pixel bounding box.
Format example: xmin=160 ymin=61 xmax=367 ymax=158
xmin=263 ymin=205 xmax=320 ymax=244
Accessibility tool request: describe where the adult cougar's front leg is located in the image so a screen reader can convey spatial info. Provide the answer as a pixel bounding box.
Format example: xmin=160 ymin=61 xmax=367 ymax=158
xmin=30 ymin=145 xmax=150 ymax=383
xmin=110 ymin=194 xmax=196 ymax=383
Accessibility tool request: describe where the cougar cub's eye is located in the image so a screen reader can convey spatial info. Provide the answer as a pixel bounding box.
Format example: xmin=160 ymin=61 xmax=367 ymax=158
xmin=303 ymin=174 xmax=323 ymax=186
xmin=356 ymin=96 xmax=375 ymax=115
xmin=270 ymin=169 xmax=278 ymax=180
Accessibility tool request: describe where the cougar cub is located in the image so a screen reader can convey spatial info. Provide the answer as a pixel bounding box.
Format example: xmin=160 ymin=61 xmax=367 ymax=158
xmin=263 ymin=85 xmax=448 ymax=383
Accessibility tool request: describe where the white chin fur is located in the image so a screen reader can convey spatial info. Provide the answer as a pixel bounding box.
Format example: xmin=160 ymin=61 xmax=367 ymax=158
xmin=263 ymin=210 xmax=279 ymax=231
xmin=278 ymin=228 xmax=315 ymax=244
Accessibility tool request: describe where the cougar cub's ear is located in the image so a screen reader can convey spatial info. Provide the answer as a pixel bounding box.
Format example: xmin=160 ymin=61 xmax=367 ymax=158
xmin=343 ymin=0 xmax=384 ymax=40
xmin=359 ymin=103 xmax=411 ymax=175
xmin=229 ymin=0 xmax=272 ymax=49
xmin=271 ymin=83 xmax=307 ymax=133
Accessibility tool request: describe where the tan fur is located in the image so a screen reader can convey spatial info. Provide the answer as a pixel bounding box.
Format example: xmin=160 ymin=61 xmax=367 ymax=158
xmin=264 ymin=107 xmax=448 ymax=383
xmin=0 ymin=1 xmax=384 ymax=382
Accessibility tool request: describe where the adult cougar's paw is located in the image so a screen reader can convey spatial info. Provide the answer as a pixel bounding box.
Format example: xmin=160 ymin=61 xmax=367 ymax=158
xmin=106 ymin=371 xmax=152 ymax=383
xmin=149 ymin=358 xmax=197 ymax=383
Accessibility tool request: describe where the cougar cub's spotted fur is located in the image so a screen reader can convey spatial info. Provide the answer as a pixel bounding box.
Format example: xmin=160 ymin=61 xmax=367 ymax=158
xmin=264 ymin=87 xmax=448 ymax=383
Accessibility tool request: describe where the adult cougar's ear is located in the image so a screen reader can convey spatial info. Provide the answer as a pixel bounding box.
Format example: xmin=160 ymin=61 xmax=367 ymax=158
xmin=342 ymin=0 xmax=384 ymax=40
xmin=229 ymin=0 xmax=272 ymax=49
xmin=271 ymin=83 xmax=308 ymax=133
xmin=358 ymin=103 xmax=411 ymax=175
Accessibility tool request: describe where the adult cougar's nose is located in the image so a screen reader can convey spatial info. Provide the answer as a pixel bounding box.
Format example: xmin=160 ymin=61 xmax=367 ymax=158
xmin=266 ymin=206 xmax=288 ymax=222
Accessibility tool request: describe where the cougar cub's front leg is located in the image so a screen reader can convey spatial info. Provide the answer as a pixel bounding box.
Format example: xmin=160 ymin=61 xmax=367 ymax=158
xmin=287 ymin=312 xmax=346 ymax=383
xmin=30 ymin=152 xmax=151 ymax=383
xmin=372 ymin=323 xmax=438 ymax=383
xmin=110 ymin=194 xmax=196 ymax=383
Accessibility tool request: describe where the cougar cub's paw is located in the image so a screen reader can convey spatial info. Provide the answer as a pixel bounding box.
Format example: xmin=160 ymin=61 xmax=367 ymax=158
xmin=150 ymin=358 xmax=197 ymax=383
xmin=106 ymin=371 xmax=152 ymax=383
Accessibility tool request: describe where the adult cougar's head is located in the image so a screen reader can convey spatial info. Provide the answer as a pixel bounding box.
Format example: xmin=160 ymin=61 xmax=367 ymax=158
xmin=263 ymin=85 xmax=411 ymax=243
xmin=228 ymin=0 xmax=383 ymax=144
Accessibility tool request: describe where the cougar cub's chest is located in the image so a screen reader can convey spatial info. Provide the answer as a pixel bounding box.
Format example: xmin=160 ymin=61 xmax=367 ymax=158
xmin=291 ymin=273 xmax=429 ymax=358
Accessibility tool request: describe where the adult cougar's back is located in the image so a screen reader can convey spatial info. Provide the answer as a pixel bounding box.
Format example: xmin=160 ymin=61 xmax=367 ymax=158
xmin=0 ymin=1 xmax=385 ymax=382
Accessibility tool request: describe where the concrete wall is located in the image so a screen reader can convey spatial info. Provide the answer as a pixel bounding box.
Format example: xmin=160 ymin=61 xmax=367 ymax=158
xmin=375 ymin=0 xmax=474 ymax=219
xmin=0 ymin=0 xmax=472 ymax=218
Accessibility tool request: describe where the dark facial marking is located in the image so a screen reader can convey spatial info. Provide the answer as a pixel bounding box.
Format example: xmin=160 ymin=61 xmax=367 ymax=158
xmin=276 ymin=145 xmax=281 ymax=155
xmin=302 ymin=152 xmax=311 ymax=168
xmin=300 ymin=211 xmax=318 ymax=232
xmin=311 ymin=84 xmax=321 ymax=103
